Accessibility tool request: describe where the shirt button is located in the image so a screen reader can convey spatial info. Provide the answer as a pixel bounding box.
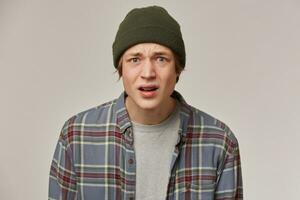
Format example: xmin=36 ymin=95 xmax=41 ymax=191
xmin=186 ymin=183 xmax=191 ymax=189
xmin=128 ymin=158 xmax=134 ymax=165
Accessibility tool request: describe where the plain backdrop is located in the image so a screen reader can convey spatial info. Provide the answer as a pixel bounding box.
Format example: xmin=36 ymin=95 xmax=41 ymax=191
xmin=1 ymin=0 xmax=299 ymax=199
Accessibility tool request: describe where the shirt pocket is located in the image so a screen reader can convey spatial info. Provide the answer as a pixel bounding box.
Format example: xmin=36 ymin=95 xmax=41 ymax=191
xmin=177 ymin=182 xmax=216 ymax=200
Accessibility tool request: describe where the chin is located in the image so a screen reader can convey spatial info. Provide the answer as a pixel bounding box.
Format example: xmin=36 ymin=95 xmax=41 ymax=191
xmin=136 ymin=99 xmax=160 ymax=110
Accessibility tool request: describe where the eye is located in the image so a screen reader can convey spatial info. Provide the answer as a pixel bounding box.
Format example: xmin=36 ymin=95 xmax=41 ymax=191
xmin=130 ymin=57 xmax=140 ymax=63
xmin=157 ymin=56 xmax=166 ymax=62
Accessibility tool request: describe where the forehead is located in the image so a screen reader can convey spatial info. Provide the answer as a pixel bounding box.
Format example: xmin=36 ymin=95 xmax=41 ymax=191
xmin=123 ymin=43 xmax=173 ymax=56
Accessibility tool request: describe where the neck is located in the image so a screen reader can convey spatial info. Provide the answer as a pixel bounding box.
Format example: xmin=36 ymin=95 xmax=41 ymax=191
xmin=125 ymin=97 xmax=177 ymax=125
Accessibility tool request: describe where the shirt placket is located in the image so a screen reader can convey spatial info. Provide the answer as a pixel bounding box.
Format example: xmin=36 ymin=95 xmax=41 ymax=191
xmin=166 ymin=130 xmax=187 ymax=200
xmin=124 ymin=127 xmax=136 ymax=200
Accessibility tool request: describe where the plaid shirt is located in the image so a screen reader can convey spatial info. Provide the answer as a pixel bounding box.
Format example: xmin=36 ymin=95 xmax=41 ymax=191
xmin=49 ymin=91 xmax=243 ymax=200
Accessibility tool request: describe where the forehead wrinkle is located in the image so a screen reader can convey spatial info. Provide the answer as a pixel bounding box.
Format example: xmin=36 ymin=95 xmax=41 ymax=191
xmin=125 ymin=43 xmax=172 ymax=58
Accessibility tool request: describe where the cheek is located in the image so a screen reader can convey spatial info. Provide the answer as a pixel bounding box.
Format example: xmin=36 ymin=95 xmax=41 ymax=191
xmin=122 ymin=66 xmax=139 ymax=81
xmin=122 ymin=69 xmax=139 ymax=92
xmin=122 ymin=76 xmax=132 ymax=93
xmin=122 ymin=68 xmax=132 ymax=82
xmin=166 ymin=70 xmax=178 ymax=84
xmin=161 ymin=72 xmax=177 ymax=90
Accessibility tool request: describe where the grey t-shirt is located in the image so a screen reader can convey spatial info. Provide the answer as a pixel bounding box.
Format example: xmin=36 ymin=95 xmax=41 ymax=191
xmin=132 ymin=103 xmax=180 ymax=200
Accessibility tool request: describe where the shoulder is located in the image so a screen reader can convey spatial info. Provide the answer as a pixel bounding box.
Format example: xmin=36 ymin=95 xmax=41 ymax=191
xmin=59 ymin=98 xmax=119 ymax=138
xmin=185 ymin=103 xmax=239 ymax=152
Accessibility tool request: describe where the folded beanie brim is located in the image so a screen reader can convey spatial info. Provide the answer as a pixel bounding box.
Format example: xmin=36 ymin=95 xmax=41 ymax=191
xmin=113 ymin=26 xmax=185 ymax=68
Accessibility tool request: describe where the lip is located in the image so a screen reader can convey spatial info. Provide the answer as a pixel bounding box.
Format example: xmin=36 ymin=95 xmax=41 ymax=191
xmin=138 ymin=84 xmax=159 ymax=89
xmin=138 ymin=84 xmax=159 ymax=98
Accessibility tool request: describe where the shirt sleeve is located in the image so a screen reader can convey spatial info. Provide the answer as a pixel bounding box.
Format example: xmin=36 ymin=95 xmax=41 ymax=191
xmin=215 ymin=139 xmax=243 ymax=199
xmin=48 ymin=131 xmax=77 ymax=200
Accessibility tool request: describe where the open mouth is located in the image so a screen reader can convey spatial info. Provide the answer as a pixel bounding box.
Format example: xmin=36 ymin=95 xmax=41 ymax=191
xmin=138 ymin=85 xmax=159 ymax=98
xmin=139 ymin=87 xmax=158 ymax=91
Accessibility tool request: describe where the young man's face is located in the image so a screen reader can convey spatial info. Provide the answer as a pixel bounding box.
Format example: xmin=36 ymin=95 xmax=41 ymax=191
xmin=121 ymin=43 xmax=178 ymax=112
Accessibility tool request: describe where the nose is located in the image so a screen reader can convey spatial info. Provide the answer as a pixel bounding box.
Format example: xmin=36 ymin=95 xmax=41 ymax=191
xmin=141 ymin=59 xmax=156 ymax=79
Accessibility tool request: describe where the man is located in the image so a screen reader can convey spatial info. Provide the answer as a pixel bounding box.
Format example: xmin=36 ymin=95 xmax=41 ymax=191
xmin=49 ymin=6 xmax=243 ymax=200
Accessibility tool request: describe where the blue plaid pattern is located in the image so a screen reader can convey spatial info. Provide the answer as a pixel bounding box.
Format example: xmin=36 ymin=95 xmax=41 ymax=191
xmin=49 ymin=91 xmax=243 ymax=200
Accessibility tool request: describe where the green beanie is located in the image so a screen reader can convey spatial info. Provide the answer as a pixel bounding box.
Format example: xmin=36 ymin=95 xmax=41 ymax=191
xmin=112 ymin=6 xmax=186 ymax=68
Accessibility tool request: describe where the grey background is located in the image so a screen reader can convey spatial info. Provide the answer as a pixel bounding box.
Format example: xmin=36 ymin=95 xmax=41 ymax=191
xmin=1 ymin=0 xmax=299 ymax=199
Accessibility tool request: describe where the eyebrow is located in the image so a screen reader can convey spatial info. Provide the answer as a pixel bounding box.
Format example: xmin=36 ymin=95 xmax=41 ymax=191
xmin=124 ymin=52 xmax=142 ymax=57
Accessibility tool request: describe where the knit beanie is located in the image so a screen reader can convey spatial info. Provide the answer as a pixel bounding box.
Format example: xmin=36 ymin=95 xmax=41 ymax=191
xmin=112 ymin=6 xmax=185 ymax=68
